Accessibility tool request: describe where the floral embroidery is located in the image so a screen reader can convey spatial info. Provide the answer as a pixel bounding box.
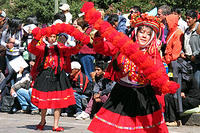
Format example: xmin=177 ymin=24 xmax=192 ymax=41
xmin=120 ymin=55 xmax=146 ymax=84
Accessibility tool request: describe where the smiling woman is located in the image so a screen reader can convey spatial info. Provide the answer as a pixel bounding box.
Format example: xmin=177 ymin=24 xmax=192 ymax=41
xmin=135 ymin=25 xmax=153 ymax=48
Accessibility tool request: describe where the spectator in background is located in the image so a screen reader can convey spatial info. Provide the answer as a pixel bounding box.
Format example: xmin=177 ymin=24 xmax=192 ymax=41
xmin=163 ymin=14 xmax=183 ymax=65
xmin=162 ymin=14 xmax=184 ymax=126
xmin=58 ymin=33 xmax=75 ymax=47
xmin=126 ymin=6 xmax=142 ymax=37
xmin=0 ymin=44 xmax=6 ymax=74
xmin=53 ymin=12 xmax=66 ymax=25
xmin=182 ymin=10 xmax=200 ymax=91
xmin=69 ymin=61 xmax=93 ymax=119
xmin=74 ymin=17 xmax=96 ymax=82
xmin=157 ymin=5 xmax=172 ymax=56
xmin=1 ymin=18 xmax=24 ymax=86
xmin=157 ymin=5 xmax=171 ymax=40
xmin=0 ymin=10 xmax=7 ymax=39
xmin=59 ymin=3 xmax=72 ymax=24
xmin=173 ymin=8 xmax=188 ymax=32
xmin=158 ymin=5 xmax=172 ymax=22
xmin=106 ymin=14 xmax=127 ymax=34
xmin=164 ymin=76 xmax=200 ymax=126
xmin=1 ymin=18 xmax=23 ymax=53
xmin=0 ymin=10 xmax=7 ymax=71
xmin=10 ymin=63 xmax=39 ymax=115
xmin=76 ymin=61 xmax=115 ymax=120
xmin=0 ymin=11 xmax=8 ymax=74
xmin=53 ymin=12 xmax=75 ymax=47
xmin=21 ymin=16 xmax=38 ymax=63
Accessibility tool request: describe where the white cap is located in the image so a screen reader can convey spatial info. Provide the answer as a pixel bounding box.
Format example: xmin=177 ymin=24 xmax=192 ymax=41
xmin=71 ymin=61 xmax=81 ymax=69
xmin=23 ymin=24 xmax=37 ymax=33
xmin=78 ymin=12 xmax=85 ymax=17
xmin=59 ymin=4 xmax=70 ymax=11
xmin=0 ymin=11 xmax=6 ymax=18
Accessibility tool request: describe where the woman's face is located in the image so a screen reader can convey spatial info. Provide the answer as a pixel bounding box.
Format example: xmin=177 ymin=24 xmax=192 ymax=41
xmin=186 ymin=16 xmax=196 ymax=27
xmin=47 ymin=34 xmax=57 ymax=44
xmin=136 ymin=26 xmax=152 ymax=47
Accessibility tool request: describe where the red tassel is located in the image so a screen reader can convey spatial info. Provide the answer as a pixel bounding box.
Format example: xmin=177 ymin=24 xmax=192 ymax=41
xmin=80 ymin=2 xmax=94 ymax=13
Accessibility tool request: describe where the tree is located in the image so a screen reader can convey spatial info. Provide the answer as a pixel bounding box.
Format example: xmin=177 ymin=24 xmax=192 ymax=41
xmin=0 ymin=0 xmax=6 ymax=5
xmin=64 ymin=0 xmax=85 ymax=21
xmin=111 ymin=0 xmax=155 ymax=13
xmin=153 ymin=0 xmax=200 ymax=11
xmin=5 ymin=0 xmax=54 ymax=24
xmin=3 ymin=0 xmax=199 ymax=24
xmin=89 ymin=0 xmax=121 ymax=9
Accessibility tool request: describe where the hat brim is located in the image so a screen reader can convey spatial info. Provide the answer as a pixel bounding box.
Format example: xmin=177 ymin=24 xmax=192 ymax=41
xmin=59 ymin=6 xmax=69 ymax=11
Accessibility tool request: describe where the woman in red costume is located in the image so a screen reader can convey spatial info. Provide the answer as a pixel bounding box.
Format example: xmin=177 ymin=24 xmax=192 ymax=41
xmin=80 ymin=2 xmax=180 ymax=133
xmin=28 ymin=23 xmax=90 ymax=132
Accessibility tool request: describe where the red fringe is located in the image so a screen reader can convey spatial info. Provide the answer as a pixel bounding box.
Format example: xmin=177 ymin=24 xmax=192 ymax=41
xmin=81 ymin=2 xmax=180 ymax=94
xmin=32 ymin=23 xmax=90 ymax=45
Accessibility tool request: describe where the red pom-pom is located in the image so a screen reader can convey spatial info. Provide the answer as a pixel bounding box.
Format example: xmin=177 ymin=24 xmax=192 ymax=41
xmin=81 ymin=2 xmax=94 ymax=13
xmin=93 ymin=18 xmax=104 ymax=29
xmin=59 ymin=23 xmax=68 ymax=33
xmin=99 ymin=21 xmax=112 ymax=33
xmin=45 ymin=27 xmax=52 ymax=37
xmin=32 ymin=27 xmax=41 ymax=39
xmin=65 ymin=24 xmax=75 ymax=35
xmin=51 ymin=25 xmax=58 ymax=35
xmin=81 ymin=35 xmax=90 ymax=45
xmin=71 ymin=28 xmax=82 ymax=40
xmin=167 ymin=81 xmax=180 ymax=94
xmin=55 ymin=23 xmax=62 ymax=33
xmin=87 ymin=11 xmax=101 ymax=25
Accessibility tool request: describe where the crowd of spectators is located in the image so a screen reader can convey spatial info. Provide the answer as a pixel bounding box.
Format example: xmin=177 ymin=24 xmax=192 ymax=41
xmin=0 ymin=3 xmax=200 ymax=127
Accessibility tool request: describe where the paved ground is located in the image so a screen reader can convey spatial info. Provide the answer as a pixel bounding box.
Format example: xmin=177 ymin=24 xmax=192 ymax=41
xmin=0 ymin=112 xmax=200 ymax=133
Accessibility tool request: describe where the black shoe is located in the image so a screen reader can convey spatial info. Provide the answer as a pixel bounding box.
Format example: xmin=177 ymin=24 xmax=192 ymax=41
xmin=8 ymin=107 xmax=18 ymax=114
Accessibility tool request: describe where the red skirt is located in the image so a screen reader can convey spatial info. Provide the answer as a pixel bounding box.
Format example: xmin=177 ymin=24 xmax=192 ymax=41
xmin=88 ymin=83 xmax=168 ymax=133
xmin=31 ymin=68 xmax=76 ymax=109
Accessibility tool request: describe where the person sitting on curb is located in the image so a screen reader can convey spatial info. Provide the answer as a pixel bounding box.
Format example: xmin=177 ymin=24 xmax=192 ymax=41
xmin=76 ymin=61 xmax=116 ymax=120
xmin=69 ymin=61 xmax=93 ymax=118
xmin=10 ymin=62 xmax=39 ymax=115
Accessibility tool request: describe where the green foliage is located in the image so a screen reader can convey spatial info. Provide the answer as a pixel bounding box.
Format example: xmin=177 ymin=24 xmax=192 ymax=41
xmin=64 ymin=0 xmax=84 ymax=21
xmin=0 ymin=0 xmax=6 ymax=5
xmin=5 ymin=0 xmax=54 ymax=24
xmin=111 ymin=0 xmax=155 ymax=13
xmin=2 ymin=0 xmax=199 ymax=24
xmin=89 ymin=0 xmax=121 ymax=9
xmin=152 ymin=0 xmax=200 ymax=11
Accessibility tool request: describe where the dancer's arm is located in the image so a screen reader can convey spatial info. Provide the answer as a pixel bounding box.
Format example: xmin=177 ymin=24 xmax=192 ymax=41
xmin=81 ymin=2 xmax=179 ymax=94
xmin=28 ymin=39 xmax=45 ymax=56
xmin=93 ymin=36 xmax=119 ymax=56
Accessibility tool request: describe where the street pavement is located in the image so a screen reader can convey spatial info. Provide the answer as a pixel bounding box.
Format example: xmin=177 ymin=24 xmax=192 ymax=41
xmin=0 ymin=112 xmax=200 ymax=133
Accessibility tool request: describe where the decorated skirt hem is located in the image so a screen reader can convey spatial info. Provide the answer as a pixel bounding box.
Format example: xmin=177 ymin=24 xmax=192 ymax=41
xmin=31 ymin=87 xmax=76 ymax=109
xmin=88 ymin=107 xmax=168 ymax=133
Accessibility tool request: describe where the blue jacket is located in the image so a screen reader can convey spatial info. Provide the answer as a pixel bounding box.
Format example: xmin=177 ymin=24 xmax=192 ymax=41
xmin=104 ymin=15 xmax=127 ymax=34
